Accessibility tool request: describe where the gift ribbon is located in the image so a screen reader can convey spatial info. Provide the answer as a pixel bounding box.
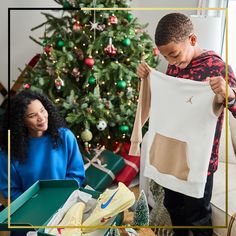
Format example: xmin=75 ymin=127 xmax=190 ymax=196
xmin=84 ymin=148 xmax=116 ymax=180
xmin=124 ymin=159 xmax=139 ymax=173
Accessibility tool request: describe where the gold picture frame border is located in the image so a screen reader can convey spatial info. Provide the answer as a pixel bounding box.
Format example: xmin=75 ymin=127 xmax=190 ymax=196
xmin=7 ymin=6 xmax=229 ymax=231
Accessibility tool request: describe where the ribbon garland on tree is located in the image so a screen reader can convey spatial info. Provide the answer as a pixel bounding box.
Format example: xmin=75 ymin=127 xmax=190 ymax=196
xmin=91 ymin=0 xmax=97 ymax=41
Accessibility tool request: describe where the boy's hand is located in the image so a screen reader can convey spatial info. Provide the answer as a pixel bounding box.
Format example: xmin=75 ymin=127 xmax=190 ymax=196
xmin=136 ymin=62 xmax=151 ymax=79
xmin=207 ymin=76 xmax=236 ymax=103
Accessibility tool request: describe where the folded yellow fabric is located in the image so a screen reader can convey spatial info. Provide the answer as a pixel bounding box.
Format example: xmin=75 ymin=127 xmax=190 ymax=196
xmin=82 ymin=182 xmax=135 ymax=232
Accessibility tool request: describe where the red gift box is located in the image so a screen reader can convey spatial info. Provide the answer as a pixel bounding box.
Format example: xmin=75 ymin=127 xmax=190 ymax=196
xmin=114 ymin=142 xmax=140 ymax=186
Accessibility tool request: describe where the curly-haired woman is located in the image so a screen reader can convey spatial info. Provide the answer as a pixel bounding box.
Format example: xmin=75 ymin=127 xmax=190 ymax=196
xmin=0 ymin=90 xmax=85 ymax=202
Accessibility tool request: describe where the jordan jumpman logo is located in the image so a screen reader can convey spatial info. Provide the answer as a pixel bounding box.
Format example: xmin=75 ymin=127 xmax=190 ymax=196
xmin=186 ymin=96 xmax=193 ymax=104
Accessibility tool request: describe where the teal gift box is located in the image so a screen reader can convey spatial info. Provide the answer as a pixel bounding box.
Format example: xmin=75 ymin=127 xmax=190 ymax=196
xmin=0 ymin=180 xmax=123 ymax=235
xmin=84 ymin=149 xmax=126 ymax=192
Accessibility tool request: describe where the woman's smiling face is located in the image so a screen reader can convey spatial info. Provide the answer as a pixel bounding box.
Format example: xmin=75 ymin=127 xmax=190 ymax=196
xmin=24 ymin=99 xmax=48 ymax=137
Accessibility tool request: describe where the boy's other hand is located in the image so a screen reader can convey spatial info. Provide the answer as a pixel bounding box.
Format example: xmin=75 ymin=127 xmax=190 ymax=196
xmin=136 ymin=62 xmax=151 ymax=79
xmin=207 ymin=76 xmax=236 ymax=103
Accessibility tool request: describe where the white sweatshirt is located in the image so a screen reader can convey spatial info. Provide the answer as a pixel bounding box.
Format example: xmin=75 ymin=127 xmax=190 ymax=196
xmin=129 ymin=69 xmax=223 ymax=198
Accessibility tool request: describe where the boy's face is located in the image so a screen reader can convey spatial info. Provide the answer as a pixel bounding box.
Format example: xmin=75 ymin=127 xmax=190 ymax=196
xmin=158 ymin=34 xmax=196 ymax=69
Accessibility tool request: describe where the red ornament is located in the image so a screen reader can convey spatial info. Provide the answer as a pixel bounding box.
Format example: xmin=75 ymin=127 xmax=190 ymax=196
xmin=24 ymin=83 xmax=31 ymax=89
xmin=85 ymin=57 xmax=95 ymax=67
xmin=108 ymin=15 xmax=118 ymax=25
xmin=73 ymin=21 xmax=82 ymax=31
xmin=104 ymin=38 xmax=117 ymax=56
xmin=44 ymin=45 xmax=52 ymax=54
xmin=153 ymin=47 xmax=159 ymax=56
xmin=104 ymin=45 xmax=117 ymax=56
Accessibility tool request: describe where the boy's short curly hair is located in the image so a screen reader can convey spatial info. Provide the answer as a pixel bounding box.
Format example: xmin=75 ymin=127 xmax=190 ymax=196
xmin=155 ymin=13 xmax=194 ymax=46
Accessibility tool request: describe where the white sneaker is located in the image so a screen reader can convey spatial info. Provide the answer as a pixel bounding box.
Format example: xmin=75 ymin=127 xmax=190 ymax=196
xmin=82 ymin=182 xmax=135 ymax=232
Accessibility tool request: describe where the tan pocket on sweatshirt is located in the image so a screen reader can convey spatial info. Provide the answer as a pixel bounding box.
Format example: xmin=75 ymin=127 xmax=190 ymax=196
xmin=149 ymin=132 xmax=189 ymax=181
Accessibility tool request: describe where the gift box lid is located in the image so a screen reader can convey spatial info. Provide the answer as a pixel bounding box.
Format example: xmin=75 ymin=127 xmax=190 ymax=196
xmin=0 ymin=180 xmax=122 ymax=234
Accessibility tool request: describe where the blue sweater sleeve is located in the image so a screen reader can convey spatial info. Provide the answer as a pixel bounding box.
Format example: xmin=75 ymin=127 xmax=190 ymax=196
xmin=62 ymin=129 xmax=85 ymax=186
xmin=0 ymin=152 xmax=23 ymax=201
xmin=0 ymin=129 xmax=85 ymax=201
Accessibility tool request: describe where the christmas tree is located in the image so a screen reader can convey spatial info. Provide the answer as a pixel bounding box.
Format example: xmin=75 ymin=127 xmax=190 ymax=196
xmin=22 ymin=0 xmax=159 ymax=152
xmin=132 ymin=190 xmax=149 ymax=226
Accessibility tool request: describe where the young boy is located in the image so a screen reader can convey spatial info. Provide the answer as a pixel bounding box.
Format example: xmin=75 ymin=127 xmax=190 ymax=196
xmin=137 ymin=13 xmax=236 ymax=236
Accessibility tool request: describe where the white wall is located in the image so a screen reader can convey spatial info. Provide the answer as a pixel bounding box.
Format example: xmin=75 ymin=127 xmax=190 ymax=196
xmin=0 ymin=0 xmax=59 ymax=104
xmin=0 ymin=0 xmax=227 ymax=104
xmin=222 ymin=0 xmax=236 ymax=73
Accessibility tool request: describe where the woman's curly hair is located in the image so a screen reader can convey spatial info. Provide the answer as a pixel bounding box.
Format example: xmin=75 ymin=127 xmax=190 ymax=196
xmin=0 ymin=90 xmax=66 ymax=163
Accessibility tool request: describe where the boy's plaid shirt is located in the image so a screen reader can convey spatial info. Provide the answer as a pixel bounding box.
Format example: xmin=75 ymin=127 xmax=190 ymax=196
xmin=166 ymin=51 xmax=236 ymax=175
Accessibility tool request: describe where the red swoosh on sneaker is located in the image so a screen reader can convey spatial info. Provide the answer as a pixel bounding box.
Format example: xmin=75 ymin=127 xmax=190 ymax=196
xmin=100 ymin=216 xmax=112 ymax=223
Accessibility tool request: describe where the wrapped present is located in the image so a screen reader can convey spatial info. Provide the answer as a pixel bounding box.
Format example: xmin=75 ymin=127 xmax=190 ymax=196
xmin=114 ymin=142 xmax=140 ymax=186
xmin=83 ymin=147 xmax=126 ymax=192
